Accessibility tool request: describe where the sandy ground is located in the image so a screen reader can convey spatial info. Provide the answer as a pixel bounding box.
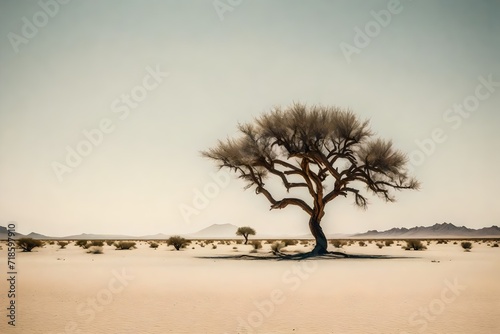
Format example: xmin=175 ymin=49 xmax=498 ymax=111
xmin=0 ymin=240 xmax=499 ymax=334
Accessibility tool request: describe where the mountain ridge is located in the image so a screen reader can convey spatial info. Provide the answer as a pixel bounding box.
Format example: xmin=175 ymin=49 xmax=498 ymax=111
xmin=1 ymin=222 xmax=499 ymax=240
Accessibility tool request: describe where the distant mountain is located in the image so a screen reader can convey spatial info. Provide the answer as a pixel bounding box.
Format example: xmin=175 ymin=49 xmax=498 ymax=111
xmin=185 ymin=223 xmax=240 ymax=239
xmin=61 ymin=233 xmax=137 ymax=240
xmin=2 ymin=222 xmax=498 ymax=241
xmin=26 ymin=232 xmax=54 ymax=239
xmin=354 ymin=223 xmax=500 ymax=238
xmin=0 ymin=226 xmax=26 ymax=240
xmin=138 ymin=233 xmax=171 ymax=240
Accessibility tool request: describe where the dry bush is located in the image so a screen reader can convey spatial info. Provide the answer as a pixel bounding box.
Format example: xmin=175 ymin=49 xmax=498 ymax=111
xmin=492 ymin=243 xmax=499 ymax=248
xmin=114 ymin=241 xmax=136 ymax=250
xmin=271 ymin=241 xmax=285 ymax=254
xmin=384 ymin=240 xmax=394 ymax=247
xmin=461 ymin=241 xmax=472 ymax=251
xmin=57 ymin=241 xmax=69 ymax=249
xmin=105 ymin=240 xmax=114 ymax=246
xmin=17 ymin=238 xmax=44 ymax=252
xmin=358 ymin=241 xmax=366 ymax=247
xmin=149 ymin=242 xmax=159 ymax=249
xmin=87 ymin=246 xmax=103 ymax=254
xmin=404 ymin=239 xmax=427 ymax=251
xmin=251 ymin=240 xmax=262 ymax=250
xmin=331 ymin=240 xmax=347 ymax=248
xmin=91 ymin=240 xmax=104 ymax=247
xmin=75 ymin=240 xmax=90 ymax=249
xmin=212 ymin=244 xmax=217 ymax=249
xmin=166 ymin=236 xmax=190 ymax=251
xmin=376 ymin=243 xmax=384 ymax=249
xmin=283 ymin=239 xmax=298 ymax=247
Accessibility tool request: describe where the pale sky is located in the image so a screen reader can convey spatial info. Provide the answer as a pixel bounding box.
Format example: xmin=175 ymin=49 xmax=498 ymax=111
xmin=1 ymin=0 xmax=499 ymax=237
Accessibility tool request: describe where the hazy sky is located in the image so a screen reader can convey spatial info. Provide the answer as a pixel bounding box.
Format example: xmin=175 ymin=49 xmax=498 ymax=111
xmin=1 ymin=0 xmax=499 ymax=237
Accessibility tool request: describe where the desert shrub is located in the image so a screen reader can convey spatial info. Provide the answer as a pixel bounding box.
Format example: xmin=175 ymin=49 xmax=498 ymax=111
xmin=166 ymin=236 xmax=190 ymax=250
xmin=17 ymin=238 xmax=44 ymax=252
xmin=149 ymin=242 xmax=159 ymax=249
xmin=48 ymin=240 xmax=55 ymax=245
xmin=283 ymin=239 xmax=298 ymax=247
xmin=212 ymin=244 xmax=217 ymax=249
xmin=404 ymin=240 xmax=427 ymax=251
xmin=376 ymin=243 xmax=384 ymax=249
xmin=492 ymin=243 xmax=499 ymax=248
xmin=200 ymin=243 xmax=205 ymax=247
xmin=251 ymin=240 xmax=262 ymax=250
xmin=105 ymin=240 xmax=114 ymax=246
xmin=271 ymin=241 xmax=285 ymax=254
xmin=300 ymin=240 xmax=309 ymax=245
xmin=205 ymin=240 xmax=214 ymax=245
xmin=437 ymin=239 xmax=448 ymax=244
xmin=75 ymin=240 xmax=90 ymax=249
xmin=368 ymin=240 xmax=373 ymax=244
xmin=236 ymin=240 xmax=242 ymax=244
xmin=358 ymin=241 xmax=366 ymax=247
xmin=384 ymin=240 xmax=394 ymax=247
xmin=232 ymin=246 xmax=238 ymax=250
xmin=114 ymin=241 xmax=136 ymax=250
xmin=331 ymin=240 xmax=347 ymax=248
xmin=461 ymin=241 xmax=472 ymax=251
xmin=87 ymin=246 xmax=103 ymax=254
xmin=57 ymin=241 xmax=69 ymax=249
xmin=266 ymin=239 xmax=276 ymax=244
xmin=91 ymin=240 xmax=104 ymax=247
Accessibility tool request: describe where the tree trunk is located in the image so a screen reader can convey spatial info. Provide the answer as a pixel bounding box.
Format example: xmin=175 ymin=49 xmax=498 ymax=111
xmin=244 ymin=235 xmax=248 ymax=244
xmin=309 ymin=216 xmax=328 ymax=255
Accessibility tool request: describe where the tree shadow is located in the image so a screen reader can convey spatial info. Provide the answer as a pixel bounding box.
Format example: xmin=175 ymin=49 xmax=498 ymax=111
xmin=197 ymin=251 xmax=412 ymax=261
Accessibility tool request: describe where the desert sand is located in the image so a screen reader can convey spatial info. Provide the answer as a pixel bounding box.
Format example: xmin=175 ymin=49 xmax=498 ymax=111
xmin=1 ymin=240 xmax=499 ymax=334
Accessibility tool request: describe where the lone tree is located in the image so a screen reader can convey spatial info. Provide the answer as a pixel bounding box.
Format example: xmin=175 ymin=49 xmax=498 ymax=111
xmin=202 ymin=103 xmax=419 ymax=256
xmin=236 ymin=226 xmax=256 ymax=244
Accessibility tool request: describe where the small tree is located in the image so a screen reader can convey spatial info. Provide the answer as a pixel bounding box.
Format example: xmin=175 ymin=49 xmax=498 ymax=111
xmin=167 ymin=236 xmax=190 ymax=250
xmin=17 ymin=238 xmax=44 ymax=252
xmin=236 ymin=226 xmax=256 ymax=245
